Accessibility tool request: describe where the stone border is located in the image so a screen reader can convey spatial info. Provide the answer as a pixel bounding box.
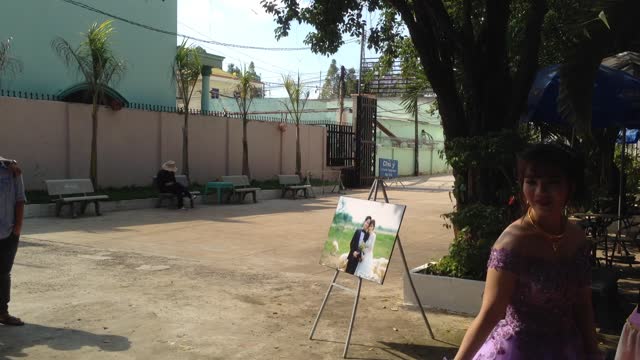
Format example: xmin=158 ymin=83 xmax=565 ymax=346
xmin=403 ymin=263 xmax=485 ymax=315
xmin=24 ymin=186 xmax=342 ymax=218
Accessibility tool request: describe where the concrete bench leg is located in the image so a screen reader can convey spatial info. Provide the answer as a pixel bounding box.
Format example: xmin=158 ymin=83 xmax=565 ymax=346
xmin=94 ymin=201 xmax=101 ymax=216
xmin=71 ymin=202 xmax=78 ymax=219
xmin=80 ymin=202 xmax=88 ymax=215
xmin=55 ymin=201 xmax=63 ymax=217
xmin=252 ymin=191 xmax=257 ymax=203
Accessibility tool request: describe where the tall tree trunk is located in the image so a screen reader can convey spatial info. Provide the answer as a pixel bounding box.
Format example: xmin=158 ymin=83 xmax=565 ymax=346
xmin=182 ymin=112 xmax=190 ymax=179
xmin=295 ymin=122 xmax=301 ymax=176
xmin=242 ymin=117 xmax=250 ymax=178
xmin=90 ymin=102 xmax=99 ymax=189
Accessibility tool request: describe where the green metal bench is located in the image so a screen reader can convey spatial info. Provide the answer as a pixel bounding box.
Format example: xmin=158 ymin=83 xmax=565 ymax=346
xmin=221 ymin=175 xmax=261 ymax=203
xmin=278 ymin=174 xmax=312 ymax=199
xmin=45 ymin=179 xmax=109 ymax=218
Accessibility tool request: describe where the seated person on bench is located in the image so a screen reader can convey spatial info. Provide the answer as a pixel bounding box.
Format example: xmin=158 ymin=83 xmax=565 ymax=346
xmin=156 ymin=160 xmax=194 ymax=210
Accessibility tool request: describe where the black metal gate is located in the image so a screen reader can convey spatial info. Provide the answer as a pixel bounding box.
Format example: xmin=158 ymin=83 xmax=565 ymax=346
xmin=326 ymin=124 xmax=355 ymax=167
xmin=355 ymin=95 xmax=377 ymax=187
xmin=325 ymin=96 xmax=377 ymax=188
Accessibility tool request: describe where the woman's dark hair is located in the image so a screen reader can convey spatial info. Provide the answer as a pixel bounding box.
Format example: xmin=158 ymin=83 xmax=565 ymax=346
xmin=517 ymin=143 xmax=585 ymax=205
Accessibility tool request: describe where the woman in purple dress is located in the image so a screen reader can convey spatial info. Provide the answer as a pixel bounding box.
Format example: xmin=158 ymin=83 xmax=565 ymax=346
xmin=454 ymin=144 xmax=603 ymax=360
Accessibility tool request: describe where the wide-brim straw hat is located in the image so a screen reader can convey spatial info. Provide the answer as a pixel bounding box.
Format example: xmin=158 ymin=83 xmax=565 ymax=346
xmin=162 ymin=160 xmax=177 ymax=172
xmin=0 ymin=156 xmax=16 ymax=163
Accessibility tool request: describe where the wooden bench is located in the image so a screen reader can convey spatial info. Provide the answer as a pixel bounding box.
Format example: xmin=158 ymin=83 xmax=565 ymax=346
xmin=221 ymin=176 xmax=260 ymax=203
xmin=278 ymin=175 xmax=312 ymax=199
xmin=154 ymin=175 xmax=200 ymax=208
xmin=45 ymin=179 xmax=109 ymax=218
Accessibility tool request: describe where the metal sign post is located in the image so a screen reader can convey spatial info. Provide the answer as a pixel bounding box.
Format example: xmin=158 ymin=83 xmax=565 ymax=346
xmin=309 ymin=178 xmax=434 ymax=358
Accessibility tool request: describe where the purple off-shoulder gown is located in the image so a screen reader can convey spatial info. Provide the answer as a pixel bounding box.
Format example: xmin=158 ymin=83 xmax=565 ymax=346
xmin=472 ymin=246 xmax=592 ymax=360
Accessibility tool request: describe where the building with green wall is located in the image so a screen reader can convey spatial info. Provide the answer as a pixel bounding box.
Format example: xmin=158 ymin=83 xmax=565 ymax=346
xmin=0 ymin=0 xmax=178 ymax=107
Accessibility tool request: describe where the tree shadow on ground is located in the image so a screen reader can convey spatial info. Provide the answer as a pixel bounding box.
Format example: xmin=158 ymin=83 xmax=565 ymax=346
xmin=0 ymin=323 xmax=130 ymax=359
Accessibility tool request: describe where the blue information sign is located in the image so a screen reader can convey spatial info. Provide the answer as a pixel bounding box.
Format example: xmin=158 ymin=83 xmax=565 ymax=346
xmin=379 ymin=158 xmax=398 ymax=178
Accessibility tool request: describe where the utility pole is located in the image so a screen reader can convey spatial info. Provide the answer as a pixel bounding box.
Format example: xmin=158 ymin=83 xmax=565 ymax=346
xmin=358 ymin=28 xmax=366 ymax=95
xmin=339 ymin=66 xmax=346 ymax=124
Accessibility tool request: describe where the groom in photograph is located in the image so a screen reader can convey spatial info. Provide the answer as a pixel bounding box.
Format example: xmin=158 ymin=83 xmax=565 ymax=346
xmin=345 ymin=216 xmax=371 ymax=274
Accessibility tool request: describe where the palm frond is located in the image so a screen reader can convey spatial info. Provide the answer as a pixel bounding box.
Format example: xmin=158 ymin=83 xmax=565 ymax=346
xmin=51 ymin=20 xmax=126 ymax=94
xmin=173 ymin=39 xmax=201 ymax=108
xmin=234 ymin=65 xmax=257 ymax=117
xmin=282 ymin=74 xmax=310 ymax=125
xmin=0 ymin=37 xmax=23 ymax=83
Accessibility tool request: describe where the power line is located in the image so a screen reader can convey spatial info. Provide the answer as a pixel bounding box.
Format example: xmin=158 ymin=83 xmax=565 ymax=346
xmin=59 ymin=0 xmax=311 ymax=51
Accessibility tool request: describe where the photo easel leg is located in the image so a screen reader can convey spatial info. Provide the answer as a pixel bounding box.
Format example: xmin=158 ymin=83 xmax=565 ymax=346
xmin=378 ymin=178 xmax=434 ymax=338
xmin=343 ymin=278 xmax=362 ymax=358
xmin=309 ymin=269 xmax=340 ymax=340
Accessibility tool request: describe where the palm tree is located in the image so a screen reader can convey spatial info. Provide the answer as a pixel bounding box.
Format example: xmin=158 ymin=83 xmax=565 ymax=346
xmin=235 ymin=66 xmax=256 ymax=178
xmin=282 ymin=74 xmax=310 ymax=176
xmin=52 ymin=20 xmax=126 ymax=188
xmin=0 ymin=37 xmax=22 ymax=88
xmin=172 ymin=40 xmax=201 ymax=180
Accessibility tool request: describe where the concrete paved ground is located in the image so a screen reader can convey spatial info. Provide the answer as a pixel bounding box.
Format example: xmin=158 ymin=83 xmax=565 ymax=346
xmin=1 ymin=175 xmax=476 ymax=360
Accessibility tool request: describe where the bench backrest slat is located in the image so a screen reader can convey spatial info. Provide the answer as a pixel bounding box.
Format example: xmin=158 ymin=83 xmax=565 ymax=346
xmin=278 ymin=175 xmax=302 ymax=185
xmin=153 ymin=175 xmax=190 ymax=189
xmin=175 ymin=175 xmax=189 ymax=188
xmin=222 ymin=175 xmax=250 ymax=187
xmin=45 ymin=179 xmax=95 ymax=196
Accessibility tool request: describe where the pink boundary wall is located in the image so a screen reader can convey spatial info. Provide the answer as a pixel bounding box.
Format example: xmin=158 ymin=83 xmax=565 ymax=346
xmin=0 ymin=97 xmax=327 ymax=190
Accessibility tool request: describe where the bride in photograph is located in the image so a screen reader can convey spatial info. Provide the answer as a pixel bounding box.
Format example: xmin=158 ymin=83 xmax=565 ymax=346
xmin=355 ymin=219 xmax=376 ymax=280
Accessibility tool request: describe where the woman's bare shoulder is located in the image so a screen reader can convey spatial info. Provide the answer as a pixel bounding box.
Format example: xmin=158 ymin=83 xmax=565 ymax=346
xmin=493 ymin=219 xmax=531 ymax=251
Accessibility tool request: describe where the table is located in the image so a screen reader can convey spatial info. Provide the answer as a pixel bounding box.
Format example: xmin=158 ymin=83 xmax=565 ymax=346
xmin=572 ymin=212 xmax=636 ymax=267
xmin=203 ymin=182 xmax=234 ymax=204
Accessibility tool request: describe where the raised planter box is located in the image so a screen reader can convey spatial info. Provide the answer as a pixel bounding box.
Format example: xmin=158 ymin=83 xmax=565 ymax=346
xmin=403 ymin=263 xmax=485 ymax=316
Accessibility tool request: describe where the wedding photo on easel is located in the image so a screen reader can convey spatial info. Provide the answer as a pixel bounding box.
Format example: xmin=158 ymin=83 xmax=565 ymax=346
xmin=310 ymin=178 xmax=435 ymax=358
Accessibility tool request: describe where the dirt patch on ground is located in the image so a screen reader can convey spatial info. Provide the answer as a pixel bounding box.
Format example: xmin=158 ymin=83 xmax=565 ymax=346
xmin=1 ymin=237 xmax=469 ymax=360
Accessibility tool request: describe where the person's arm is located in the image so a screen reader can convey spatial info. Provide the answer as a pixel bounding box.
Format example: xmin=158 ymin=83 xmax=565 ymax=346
xmin=573 ymin=234 xmax=602 ymax=358
xmin=454 ymin=262 xmax=517 ymax=359
xmin=13 ymin=174 xmax=26 ymax=236
xmin=349 ymin=231 xmax=360 ymax=257
xmin=158 ymin=171 xmax=174 ymax=187
xmin=574 ymin=286 xmax=600 ymax=357
xmin=368 ymin=234 xmax=375 ymax=255
xmin=13 ymin=202 xmax=24 ymax=236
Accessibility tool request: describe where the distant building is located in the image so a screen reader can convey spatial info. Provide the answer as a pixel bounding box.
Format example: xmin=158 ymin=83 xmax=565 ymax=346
xmin=0 ymin=0 xmax=178 ymax=107
xmin=182 ymin=68 xmax=264 ymax=111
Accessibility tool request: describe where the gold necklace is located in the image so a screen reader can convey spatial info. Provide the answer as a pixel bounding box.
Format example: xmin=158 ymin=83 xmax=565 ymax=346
xmin=527 ymin=208 xmax=566 ymax=253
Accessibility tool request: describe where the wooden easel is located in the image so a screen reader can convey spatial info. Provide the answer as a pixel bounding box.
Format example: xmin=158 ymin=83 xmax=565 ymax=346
xmin=309 ymin=178 xmax=435 ymax=358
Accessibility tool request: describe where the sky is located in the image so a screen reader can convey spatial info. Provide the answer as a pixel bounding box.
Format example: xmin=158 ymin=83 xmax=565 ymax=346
xmin=177 ymin=0 xmax=380 ymax=98
xmin=335 ymin=197 xmax=406 ymax=232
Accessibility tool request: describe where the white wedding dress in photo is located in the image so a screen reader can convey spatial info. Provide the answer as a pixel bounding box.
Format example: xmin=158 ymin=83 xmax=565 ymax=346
xmin=355 ymin=233 xmax=376 ymax=280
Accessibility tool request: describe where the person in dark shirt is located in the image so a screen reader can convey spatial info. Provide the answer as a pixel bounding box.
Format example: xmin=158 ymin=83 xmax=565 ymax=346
xmin=156 ymin=161 xmax=193 ymax=210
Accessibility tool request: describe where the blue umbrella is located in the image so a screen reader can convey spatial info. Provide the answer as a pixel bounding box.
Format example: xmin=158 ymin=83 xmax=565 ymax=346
xmin=524 ymin=64 xmax=640 ymax=224
xmin=617 ymin=128 xmax=640 ymax=144
xmin=523 ymin=64 xmax=640 ymax=128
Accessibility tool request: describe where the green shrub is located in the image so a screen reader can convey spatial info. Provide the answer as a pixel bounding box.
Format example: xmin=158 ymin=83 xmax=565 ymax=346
xmin=424 ymin=204 xmax=508 ymax=281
